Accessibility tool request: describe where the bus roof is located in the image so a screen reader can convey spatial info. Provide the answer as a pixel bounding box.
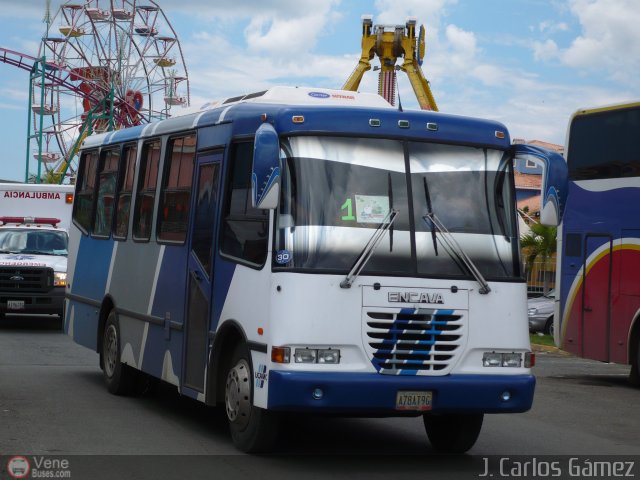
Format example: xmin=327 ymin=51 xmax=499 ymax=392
xmin=81 ymin=86 xmax=512 ymax=150
xmin=571 ymin=100 xmax=640 ymax=118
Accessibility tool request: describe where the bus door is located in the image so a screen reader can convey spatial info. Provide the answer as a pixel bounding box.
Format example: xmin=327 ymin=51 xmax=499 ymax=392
xmin=582 ymin=234 xmax=612 ymax=362
xmin=183 ymin=152 xmax=221 ymax=392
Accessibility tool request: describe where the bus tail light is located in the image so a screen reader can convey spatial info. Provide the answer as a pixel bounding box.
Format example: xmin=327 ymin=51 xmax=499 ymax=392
xmin=271 ymin=346 xmax=290 ymax=364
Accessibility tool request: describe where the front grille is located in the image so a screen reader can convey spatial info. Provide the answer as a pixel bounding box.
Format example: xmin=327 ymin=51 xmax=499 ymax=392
xmin=364 ymin=309 xmax=465 ymax=375
xmin=0 ymin=266 xmax=53 ymax=293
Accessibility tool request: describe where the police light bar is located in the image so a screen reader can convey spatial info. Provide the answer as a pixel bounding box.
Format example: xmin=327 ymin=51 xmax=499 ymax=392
xmin=0 ymin=216 xmax=61 ymax=227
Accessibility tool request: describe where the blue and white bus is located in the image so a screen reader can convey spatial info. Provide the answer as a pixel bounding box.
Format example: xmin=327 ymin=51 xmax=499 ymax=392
xmin=65 ymin=86 xmax=566 ymax=453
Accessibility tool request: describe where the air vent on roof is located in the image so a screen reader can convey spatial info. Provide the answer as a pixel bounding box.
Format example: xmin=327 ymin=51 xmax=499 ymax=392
xmin=243 ymin=90 xmax=267 ymax=100
xmin=222 ymin=91 xmax=268 ymax=105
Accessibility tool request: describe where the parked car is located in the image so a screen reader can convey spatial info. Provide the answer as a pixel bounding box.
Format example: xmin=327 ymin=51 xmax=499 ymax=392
xmin=528 ymin=289 xmax=555 ymax=335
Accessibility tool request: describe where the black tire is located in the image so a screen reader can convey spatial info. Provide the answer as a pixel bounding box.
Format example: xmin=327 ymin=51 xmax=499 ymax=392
xmin=423 ymin=413 xmax=483 ymax=453
xmin=224 ymin=343 xmax=279 ymax=453
xmin=102 ymin=310 xmax=137 ymax=396
xmin=630 ymin=335 xmax=640 ymax=387
xmin=544 ymin=316 xmax=554 ymax=336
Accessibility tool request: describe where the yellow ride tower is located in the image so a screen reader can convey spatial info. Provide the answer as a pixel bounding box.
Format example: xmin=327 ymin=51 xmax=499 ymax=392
xmin=343 ymin=15 xmax=438 ymax=111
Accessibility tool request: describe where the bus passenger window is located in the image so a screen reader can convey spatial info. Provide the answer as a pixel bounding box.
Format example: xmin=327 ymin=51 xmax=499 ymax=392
xmin=158 ymin=134 xmax=196 ymax=243
xmin=93 ymin=148 xmax=120 ymax=238
xmin=220 ymin=142 xmax=269 ymax=266
xmin=113 ymin=145 xmax=137 ymax=240
xmin=73 ymin=150 xmax=99 ymax=234
xmin=133 ymin=140 xmax=161 ymax=241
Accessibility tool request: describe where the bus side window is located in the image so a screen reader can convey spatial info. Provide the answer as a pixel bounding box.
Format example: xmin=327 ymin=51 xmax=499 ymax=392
xmin=133 ymin=139 xmax=161 ymax=242
xmin=113 ymin=144 xmax=137 ymax=240
xmin=92 ymin=148 xmax=120 ymax=238
xmin=220 ymin=142 xmax=269 ymax=266
xmin=73 ymin=150 xmax=99 ymax=235
xmin=158 ymin=134 xmax=196 ymax=244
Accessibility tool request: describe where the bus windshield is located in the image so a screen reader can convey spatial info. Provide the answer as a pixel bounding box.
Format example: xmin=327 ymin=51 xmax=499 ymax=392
xmin=274 ymin=136 xmax=518 ymax=280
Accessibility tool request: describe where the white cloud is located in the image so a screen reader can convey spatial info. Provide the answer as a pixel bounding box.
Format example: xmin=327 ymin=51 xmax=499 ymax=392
xmin=532 ymin=39 xmax=559 ymax=61
xmin=561 ymin=0 xmax=640 ymax=86
xmin=244 ymin=4 xmax=340 ymax=55
xmin=538 ymin=20 xmax=568 ymax=34
xmin=444 ymin=24 xmax=477 ymax=68
xmin=374 ymin=0 xmax=457 ymax=26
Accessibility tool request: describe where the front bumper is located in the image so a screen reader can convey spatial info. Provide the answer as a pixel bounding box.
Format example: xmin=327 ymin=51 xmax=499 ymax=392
xmin=268 ymin=371 xmax=535 ymax=414
xmin=0 ymin=287 xmax=65 ymax=316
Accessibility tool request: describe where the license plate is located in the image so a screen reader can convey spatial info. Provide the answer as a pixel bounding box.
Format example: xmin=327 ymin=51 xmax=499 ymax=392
xmin=395 ymin=391 xmax=433 ymax=411
xmin=7 ymin=300 xmax=25 ymax=310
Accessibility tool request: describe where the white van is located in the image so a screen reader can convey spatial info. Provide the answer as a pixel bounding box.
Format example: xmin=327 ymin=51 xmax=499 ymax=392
xmin=0 ymin=183 xmax=73 ymax=320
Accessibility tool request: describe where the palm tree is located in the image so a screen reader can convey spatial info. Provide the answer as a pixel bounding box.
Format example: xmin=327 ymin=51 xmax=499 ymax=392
xmin=28 ymin=169 xmax=63 ymax=185
xmin=521 ymin=223 xmax=557 ymax=295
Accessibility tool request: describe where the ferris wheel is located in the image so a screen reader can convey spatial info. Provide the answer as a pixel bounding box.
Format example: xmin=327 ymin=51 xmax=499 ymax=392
xmin=30 ymin=0 xmax=190 ymax=180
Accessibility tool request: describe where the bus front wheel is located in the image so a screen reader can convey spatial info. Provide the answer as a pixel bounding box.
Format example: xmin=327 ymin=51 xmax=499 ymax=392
xmin=102 ymin=311 xmax=137 ymax=396
xmin=423 ymin=412 xmax=483 ymax=453
xmin=224 ymin=343 xmax=279 ymax=453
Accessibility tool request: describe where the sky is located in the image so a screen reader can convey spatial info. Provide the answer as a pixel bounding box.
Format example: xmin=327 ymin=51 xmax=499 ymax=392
xmin=0 ymin=0 xmax=638 ymax=182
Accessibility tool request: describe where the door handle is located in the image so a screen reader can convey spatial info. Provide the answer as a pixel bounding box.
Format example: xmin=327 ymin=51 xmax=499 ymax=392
xmin=191 ymin=270 xmax=202 ymax=283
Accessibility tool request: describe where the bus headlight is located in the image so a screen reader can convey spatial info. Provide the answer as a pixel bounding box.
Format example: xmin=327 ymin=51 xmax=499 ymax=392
xmin=294 ymin=348 xmax=317 ymax=363
xmin=482 ymin=351 xmax=523 ymax=368
xmin=293 ymin=348 xmax=341 ymax=364
xmin=318 ymin=349 xmax=340 ymax=364
xmin=54 ymin=272 xmax=67 ymax=287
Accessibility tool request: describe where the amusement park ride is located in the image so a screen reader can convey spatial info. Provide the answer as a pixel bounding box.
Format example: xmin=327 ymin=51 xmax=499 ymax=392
xmin=0 ymin=7 xmax=436 ymax=184
xmin=0 ymin=0 xmax=190 ymax=184
xmin=343 ymin=15 xmax=438 ymax=112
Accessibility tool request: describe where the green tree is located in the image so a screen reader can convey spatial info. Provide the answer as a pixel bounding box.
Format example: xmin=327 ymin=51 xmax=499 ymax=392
xmin=520 ymin=223 xmax=557 ymax=294
xmin=28 ymin=169 xmax=63 ymax=185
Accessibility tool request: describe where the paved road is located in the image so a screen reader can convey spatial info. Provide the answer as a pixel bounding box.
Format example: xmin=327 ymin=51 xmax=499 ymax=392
xmin=1 ymin=315 xmax=639 ymax=478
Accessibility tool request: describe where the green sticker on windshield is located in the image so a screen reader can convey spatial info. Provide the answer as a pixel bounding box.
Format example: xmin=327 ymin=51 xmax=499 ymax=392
xmin=340 ymin=198 xmax=356 ymax=221
xmin=355 ymin=195 xmax=390 ymax=224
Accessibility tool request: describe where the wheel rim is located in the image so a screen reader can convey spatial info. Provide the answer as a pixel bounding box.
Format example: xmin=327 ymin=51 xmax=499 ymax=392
xmin=225 ymin=359 xmax=252 ymax=429
xmin=104 ymin=324 xmax=118 ymax=379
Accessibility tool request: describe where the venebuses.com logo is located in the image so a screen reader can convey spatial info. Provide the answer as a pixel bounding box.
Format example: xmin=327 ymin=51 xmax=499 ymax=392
xmin=6 ymin=456 xmax=30 ymax=479
xmin=5 ymin=455 xmax=71 ymax=479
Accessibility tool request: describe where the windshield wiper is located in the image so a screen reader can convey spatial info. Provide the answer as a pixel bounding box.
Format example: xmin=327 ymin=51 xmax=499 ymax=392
xmin=422 ymin=213 xmax=491 ymax=294
xmin=340 ymin=209 xmax=399 ymax=289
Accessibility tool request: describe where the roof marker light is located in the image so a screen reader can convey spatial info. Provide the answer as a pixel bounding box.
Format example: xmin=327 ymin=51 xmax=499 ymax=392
xmin=426 ymin=122 xmax=438 ymax=131
xmin=398 ymin=120 xmax=410 ymax=128
xmin=369 ymin=119 xmax=381 ymax=127
xmin=495 ymin=130 xmax=506 ymax=139
xmin=292 ymin=115 xmax=305 ymax=124
xmin=0 ymin=216 xmax=61 ymax=227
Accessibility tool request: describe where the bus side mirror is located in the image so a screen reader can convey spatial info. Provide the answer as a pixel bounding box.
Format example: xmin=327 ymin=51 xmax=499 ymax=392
xmin=252 ymin=123 xmax=281 ymax=210
xmin=513 ymin=145 xmax=568 ymax=226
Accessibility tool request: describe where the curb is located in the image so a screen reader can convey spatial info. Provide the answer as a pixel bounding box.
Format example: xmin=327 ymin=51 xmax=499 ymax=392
xmin=531 ymin=343 xmax=572 ymax=355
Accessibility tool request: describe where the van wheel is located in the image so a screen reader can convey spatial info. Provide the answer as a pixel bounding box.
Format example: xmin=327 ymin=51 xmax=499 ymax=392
xmin=544 ymin=316 xmax=554 ymax=336
xmin=423 ymin=413 xmax=483 ymax=453
xmin=224 ymin=343 xmax=279 ymax=452
xmin=102 ymin=310 xmax=136 ymax=396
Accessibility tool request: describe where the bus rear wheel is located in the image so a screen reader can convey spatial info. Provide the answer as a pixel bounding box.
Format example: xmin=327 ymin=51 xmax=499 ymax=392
xmin=224 ymin=343 xmax=279 ymax=453
xmin=102 ymin=311 xmax=137 ymax=396
xmin=423 ymin=413 xmax=483 ymax=453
